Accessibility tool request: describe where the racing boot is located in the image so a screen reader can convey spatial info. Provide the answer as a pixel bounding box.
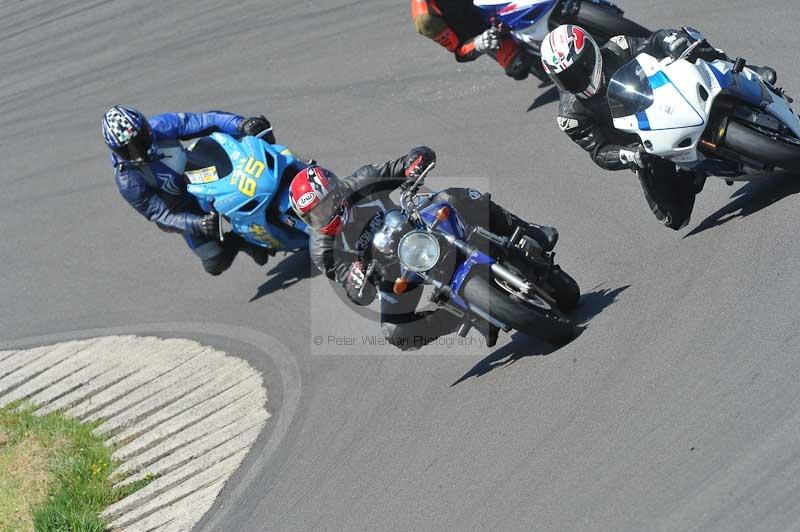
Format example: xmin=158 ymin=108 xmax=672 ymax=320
xmin=490 ymin=202 xmax=558 ymax=253
xmin=242 ymin=244 xmax=271 ymax=266
xmin=525 ymin=223 xmax=558 ymax=252
xmin=509 ymin=219 xmax=559 ymax=254
xmin=225 ymin=233 xmax=271 ymax=266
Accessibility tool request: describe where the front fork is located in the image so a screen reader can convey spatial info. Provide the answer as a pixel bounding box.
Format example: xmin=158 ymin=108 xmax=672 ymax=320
xmin=454 ymin=227 xmax=560 ymax=304
xmin=422 ymin=227 xmax=560 ymax=347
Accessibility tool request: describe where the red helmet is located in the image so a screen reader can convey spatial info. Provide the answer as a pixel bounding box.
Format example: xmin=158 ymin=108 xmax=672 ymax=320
xmin=290 ymin=166 xmax=349 ymax=236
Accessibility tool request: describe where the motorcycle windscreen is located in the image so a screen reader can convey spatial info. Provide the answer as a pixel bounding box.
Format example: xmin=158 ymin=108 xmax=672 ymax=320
xmin=185 ymin=166 xmax=220 ymax=184
xmin=186 ymin=137 xmax=234 ymax=178
xmin=608 ymin=59 xmax=655 ymax=119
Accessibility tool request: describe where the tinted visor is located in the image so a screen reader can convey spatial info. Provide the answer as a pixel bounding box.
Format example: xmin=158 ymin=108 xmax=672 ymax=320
xmin=301 ymin=182 xmax=348 ymax=229
xmin=551 ymin=44 xmax=597 ymax=94
xmin=112 ymin=121 xmax=154 ymax=162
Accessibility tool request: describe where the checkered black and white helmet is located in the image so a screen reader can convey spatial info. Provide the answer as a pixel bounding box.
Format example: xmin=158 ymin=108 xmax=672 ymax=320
xmin=102 ymin=106 xmax=154 ymax=162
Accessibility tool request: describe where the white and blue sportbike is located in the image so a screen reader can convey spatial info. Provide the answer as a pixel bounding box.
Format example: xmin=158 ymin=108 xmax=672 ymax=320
xmin=609 ymin=32 xmax=800 ymax=181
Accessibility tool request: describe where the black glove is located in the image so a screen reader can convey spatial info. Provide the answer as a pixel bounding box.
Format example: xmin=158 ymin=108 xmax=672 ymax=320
xmin=239 ymin=115 xmax=275 ymax=142
xmin=195 ymin=213 xmax=219 ymax=239
xmin=664 ymin=29 xmax=721 ymax=62
xmin=667 ymin=35 xmax=691 ymax=59
xmin=403 ymin=146 xmax=436 ymax=180
xmin=343 ymin=261 xmax=377 ymax=306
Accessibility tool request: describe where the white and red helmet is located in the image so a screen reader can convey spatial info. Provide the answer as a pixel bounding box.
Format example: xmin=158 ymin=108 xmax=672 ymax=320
xmin=290 ymin=166 xmax=349 ymax=236
xmin=541 ymin=25 xmax=604 ymax=99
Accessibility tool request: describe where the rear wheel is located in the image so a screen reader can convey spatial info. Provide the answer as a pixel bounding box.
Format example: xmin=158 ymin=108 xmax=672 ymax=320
xmin=721 ymin=119 xmax=800 ymax=171
xmin=462 ymin=275 xmax=576 ymax=345
xmin=568 ymin=2 xmax=650 ymax=41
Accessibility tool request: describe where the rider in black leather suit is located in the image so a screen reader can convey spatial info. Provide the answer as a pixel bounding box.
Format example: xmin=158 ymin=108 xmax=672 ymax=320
xmin=545 ymin=26 xmax=776 ymax=230
xmin=297 ymin=148 xmax=559 ymax=350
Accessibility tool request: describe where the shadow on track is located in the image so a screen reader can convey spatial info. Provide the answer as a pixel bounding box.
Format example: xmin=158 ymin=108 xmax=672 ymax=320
xmin=527 ymin=85 xmax=559 ymax=112
xmin=450 ymin=284 xmax=630 ymax=386
xmin=250 ymin=250 xmax=320 ymax=302
xmin=684 ymin=173 xmax=800 ymax=238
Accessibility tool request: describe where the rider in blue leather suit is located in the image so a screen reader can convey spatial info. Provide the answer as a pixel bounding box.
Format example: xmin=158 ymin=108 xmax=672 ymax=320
xmin=103 ymin=106 xmax=274 ymax=275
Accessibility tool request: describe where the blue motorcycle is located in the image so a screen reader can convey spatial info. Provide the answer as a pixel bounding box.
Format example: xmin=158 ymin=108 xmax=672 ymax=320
xmin=473 ymin=0 xmax=649 ymax=81
xmin=366 ymin=166 xmax=579 ymax=347
xmin=184 ymin=131 xmax=311 ymax=253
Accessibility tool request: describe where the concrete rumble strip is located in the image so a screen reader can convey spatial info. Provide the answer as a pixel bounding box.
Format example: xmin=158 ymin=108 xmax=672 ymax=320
xmin=0 ymin=336 xmax=270 ymax=532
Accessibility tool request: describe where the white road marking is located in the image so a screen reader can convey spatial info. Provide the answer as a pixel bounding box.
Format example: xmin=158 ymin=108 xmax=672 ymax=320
xmin=121 ymin=479 xmax=228 ymax=532
xmin=0 ymin=336 xmax=269 ymax=532
xmin=113 ymin=405 xmax=268 ymax=485
xmin=74 ymin=344 xmax=212 ymax=424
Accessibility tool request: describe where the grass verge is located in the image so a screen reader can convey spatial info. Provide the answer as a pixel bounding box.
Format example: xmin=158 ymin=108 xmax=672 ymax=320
xmin=0 ymin=403 xmax=153 ymax=532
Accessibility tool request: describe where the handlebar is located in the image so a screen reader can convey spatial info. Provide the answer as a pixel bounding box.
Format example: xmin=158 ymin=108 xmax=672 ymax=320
xmin=667 ymin=28 xmax=708 ymax=66
xmin=400 ymin=162 xmax=436 ymax=221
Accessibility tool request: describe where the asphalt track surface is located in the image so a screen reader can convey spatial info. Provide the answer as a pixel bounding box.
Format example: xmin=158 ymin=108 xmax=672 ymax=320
xmin=2 ymin=1 xmax=800 ymax=531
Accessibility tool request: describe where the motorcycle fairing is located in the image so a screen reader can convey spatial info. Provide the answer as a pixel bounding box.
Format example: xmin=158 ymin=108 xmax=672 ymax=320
xmin=707 ymin=60 xmax=800 ymax=139
xmin=707 ymin=62 xmax=764 ymax=107
xmin=418 ymin=200 xmax=495 ymax=303
xmin=473 ymin=0 xmax=558 ymax=30
xmin=451 ymin=250 xmax=495 ymax=299
xmin=611 ymin=54 xmax=720 ymax=163
xmin=186 ymin=133 xmax=308 ymax=250
xmin=612 ymin=53 xmax=800 ymax=167
xmin=419 ymin=200 xmax=468 ymax=238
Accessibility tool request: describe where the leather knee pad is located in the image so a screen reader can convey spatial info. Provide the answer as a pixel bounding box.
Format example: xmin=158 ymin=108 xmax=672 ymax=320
xmin=202 ymin=250 xmax=236 ymax=276
xmin=381 ymin=322 xmax=422 ymax=352
xmin=414 ymin=13 xmax=447 ymax=38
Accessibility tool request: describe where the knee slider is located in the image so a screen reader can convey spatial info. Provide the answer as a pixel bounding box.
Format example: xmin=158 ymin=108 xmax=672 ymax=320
xmin=381 ymin=323 xmax=421 ymax=352
xmin=202 ymin=258 xmax=230 ymax=276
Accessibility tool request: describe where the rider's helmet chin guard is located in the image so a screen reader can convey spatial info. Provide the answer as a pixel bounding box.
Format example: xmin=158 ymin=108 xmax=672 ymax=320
xmin=541 ymin=25 xmax=604 ymax=99
xmin=102 ymin=105 xmax=156 ymax=163
xmin=289 ymin=166 xmax=349 ymax=237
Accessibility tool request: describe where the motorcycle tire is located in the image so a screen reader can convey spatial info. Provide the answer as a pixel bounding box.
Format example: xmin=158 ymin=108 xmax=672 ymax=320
xmin=546 ymin=266 xmax=581 ymax=312
xmin=722 ymin=119 xmax=800 ymax=171
xmin=462 ymin=275 xmax=576 ymax=345
xmin=570 ymin=2 xmax=650 ymax=42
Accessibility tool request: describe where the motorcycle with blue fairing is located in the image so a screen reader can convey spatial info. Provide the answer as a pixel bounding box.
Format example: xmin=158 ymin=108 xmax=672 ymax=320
xmin=366 ymin=166 xmax=579 ymax=347
xmin=473 ymin=0 xmax=649 ymax=82
xmin=184 ymin=131 xmax=312 ymax=254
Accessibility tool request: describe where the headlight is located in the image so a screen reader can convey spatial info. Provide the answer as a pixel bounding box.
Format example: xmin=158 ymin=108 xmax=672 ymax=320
xmin=373 ymin=210 xmax=409 ymax=255
xmin=397 ymin=231 xmax=440 ymax=272
xmin=384 ymin=210 xmax=406 ymax=229
xmin=372 ymin=231 xmax=393 ymax=255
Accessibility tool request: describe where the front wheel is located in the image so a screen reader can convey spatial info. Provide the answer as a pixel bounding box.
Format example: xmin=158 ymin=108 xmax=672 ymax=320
xmin=545 ymin=266 xmax=581 ymax=312
xmin=720 ymin=119 xmax=800 ymax=171
xmin=566 ymin=2 xmax=650 ymax=42
xmin=462 ymin=276 xmax=576 ymax=345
